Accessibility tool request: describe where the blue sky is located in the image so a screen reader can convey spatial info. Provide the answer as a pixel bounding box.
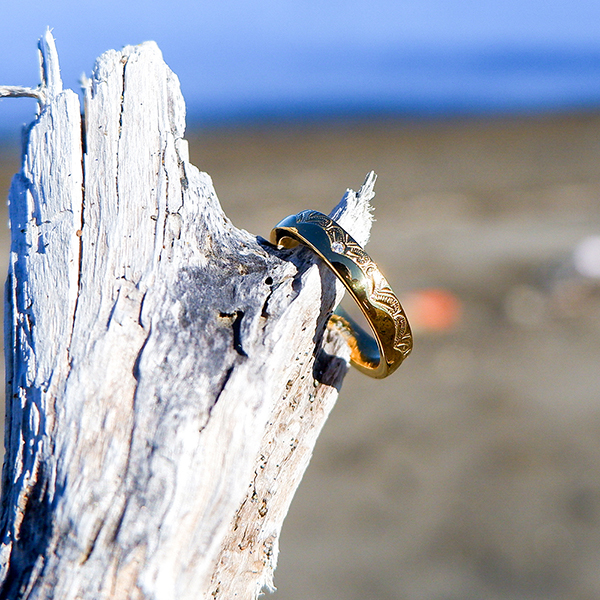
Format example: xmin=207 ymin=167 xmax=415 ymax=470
xmin=2 ymin=0 xmax=600 ymax=135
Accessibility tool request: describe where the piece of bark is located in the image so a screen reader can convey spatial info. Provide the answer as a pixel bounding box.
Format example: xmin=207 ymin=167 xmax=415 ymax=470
xmin=0 ymin=31 xmax=375 ymax=599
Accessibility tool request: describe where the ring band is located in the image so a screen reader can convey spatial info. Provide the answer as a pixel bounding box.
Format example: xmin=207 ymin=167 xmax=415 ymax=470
xmin=270 ymin=210 xmax=412 ymax=378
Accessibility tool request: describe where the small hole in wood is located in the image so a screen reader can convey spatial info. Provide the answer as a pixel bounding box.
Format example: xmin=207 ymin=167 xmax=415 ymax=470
xmin=265 ymin=276 xmax=273 ymax=285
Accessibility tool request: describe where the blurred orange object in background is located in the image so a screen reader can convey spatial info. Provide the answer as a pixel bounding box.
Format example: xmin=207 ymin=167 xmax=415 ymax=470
xmin=403 ymin=288 xmax=462 ymax=332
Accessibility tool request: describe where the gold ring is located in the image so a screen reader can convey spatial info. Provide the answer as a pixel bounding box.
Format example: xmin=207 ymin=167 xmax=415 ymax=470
xmin=270 ymin=210 xmax=412 ymax=378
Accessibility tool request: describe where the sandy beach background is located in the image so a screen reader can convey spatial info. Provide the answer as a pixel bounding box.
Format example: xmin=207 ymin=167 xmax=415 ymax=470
xmin=1 ymin=111 xmax=600 ymax=599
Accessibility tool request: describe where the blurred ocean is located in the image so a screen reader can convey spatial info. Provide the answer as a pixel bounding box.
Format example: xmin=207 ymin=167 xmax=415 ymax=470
xmin=3 ymin=42 xmax=600 ymax=135
xmin=185 ymin=43 xmax=600 ymax=123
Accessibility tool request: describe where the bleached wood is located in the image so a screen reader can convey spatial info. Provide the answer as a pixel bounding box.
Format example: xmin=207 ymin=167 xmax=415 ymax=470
xmin=0 ymin=32 xmax=375 ymax=599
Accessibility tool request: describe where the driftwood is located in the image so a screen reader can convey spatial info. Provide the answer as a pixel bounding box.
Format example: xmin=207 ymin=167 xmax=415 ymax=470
xmin=0 ymin=32 xmax=376 ymax=599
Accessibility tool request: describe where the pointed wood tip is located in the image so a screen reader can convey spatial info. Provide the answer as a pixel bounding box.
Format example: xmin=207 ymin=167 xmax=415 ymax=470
xmin=38 ymin=28 xmax=63 ymax=100
xmin=329 ymin=171 xmax=376 ymax=247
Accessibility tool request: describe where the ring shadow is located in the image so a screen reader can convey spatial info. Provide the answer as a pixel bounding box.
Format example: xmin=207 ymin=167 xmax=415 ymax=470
xmin=257 ymin=235 xmax=350 ymax=392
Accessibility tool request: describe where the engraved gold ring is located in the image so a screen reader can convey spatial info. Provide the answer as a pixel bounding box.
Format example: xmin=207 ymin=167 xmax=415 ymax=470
xmin=270 ymin=210 xmax=412 ymax=378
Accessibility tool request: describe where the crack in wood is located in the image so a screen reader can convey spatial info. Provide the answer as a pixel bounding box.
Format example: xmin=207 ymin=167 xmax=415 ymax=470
xmin=218 ymin=310 xmax=248 ymax=357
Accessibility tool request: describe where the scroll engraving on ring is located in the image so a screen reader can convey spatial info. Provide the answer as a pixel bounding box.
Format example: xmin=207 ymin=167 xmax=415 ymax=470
xmin=272 ymin=209 xmax=413 ymax=377
xmin=295 ymin=210 xmax=412 ymax=359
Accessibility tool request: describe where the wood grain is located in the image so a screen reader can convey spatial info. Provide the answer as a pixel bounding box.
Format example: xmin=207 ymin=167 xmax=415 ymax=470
xmin=0 ymin=32 xmax=374 ymax=599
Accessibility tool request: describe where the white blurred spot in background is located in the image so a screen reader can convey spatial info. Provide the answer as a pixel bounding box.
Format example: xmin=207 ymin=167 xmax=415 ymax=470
xmin=574 ymin=235 xmax=600 ymax=279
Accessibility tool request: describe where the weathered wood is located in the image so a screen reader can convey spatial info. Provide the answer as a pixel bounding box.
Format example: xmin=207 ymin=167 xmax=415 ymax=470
xmin=0 ymin=31 xmax=375 ymax=599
